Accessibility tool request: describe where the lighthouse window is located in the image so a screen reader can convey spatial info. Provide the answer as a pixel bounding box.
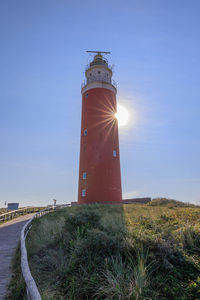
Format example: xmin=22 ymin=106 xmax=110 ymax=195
xmin=113 ymin=150 xmax=117 ymax=157
xmin=86 ymin=93 xmax=88 ymax=98
xmin=82 ymin=189 xmax=86 ymax=197
xmin=84 ymin=129 xmax=87 ymax=136
xmin=83 ymin=172 xmax=86 ymax=179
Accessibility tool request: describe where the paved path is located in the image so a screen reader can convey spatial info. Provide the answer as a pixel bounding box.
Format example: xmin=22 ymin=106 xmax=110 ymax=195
xmin=0 ymin=214 xmax=34 ymax=300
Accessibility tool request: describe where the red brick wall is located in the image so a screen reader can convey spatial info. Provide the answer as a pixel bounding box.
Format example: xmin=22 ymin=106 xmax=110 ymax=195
xmin=78 ymin=88 xmax=122 ymax=204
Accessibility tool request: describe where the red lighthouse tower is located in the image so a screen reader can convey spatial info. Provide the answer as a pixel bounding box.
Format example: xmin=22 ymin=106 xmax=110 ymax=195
xmin=78 ymin=51 xmax=122 ymax=204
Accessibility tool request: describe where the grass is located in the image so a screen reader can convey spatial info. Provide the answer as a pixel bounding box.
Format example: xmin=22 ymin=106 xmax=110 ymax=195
xmin=148 ymin=198 xmax=199 ymax=208
xmin=0 ymin=208 xmax=8 ymax=215
xmin=7 ymin=201 xmax=200 ymax=299
xmin=124 ymin=205 xmax=200 ymax=299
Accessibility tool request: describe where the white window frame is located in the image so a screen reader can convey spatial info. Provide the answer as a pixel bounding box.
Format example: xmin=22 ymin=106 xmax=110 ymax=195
xmin=82 ymin=189 xmax=86 ymax=197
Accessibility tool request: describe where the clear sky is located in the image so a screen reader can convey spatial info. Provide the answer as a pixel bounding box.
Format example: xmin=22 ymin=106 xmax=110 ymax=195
xmin=0 ymin=0 xmax=200 ymax=207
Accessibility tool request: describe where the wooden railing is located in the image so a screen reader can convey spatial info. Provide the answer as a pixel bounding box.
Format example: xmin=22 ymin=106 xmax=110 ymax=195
xmin=21 ymin=204 xmax=70 ymax=300
xmin=0 ymin=207 xmax=45 ymax=223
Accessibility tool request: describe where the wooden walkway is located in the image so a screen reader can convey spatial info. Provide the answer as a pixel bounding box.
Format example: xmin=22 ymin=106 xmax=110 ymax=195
xmin=0 ymin=214 xmax=34 ymax=300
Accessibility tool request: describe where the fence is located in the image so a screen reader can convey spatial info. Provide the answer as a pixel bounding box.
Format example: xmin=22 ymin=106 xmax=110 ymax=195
xmin=0 ymin=207 xmax=45 ymax=223
xmin=21 ymin=204 xmax=70 ymax=300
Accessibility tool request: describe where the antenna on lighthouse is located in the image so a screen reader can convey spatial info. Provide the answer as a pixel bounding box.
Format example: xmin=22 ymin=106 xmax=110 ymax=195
xmin=86 ymin=50 xmax=111 ymax=55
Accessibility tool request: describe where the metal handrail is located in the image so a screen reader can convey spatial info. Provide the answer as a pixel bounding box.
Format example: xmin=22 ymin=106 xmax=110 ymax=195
xmin=81 ymin=79 xmax=117 ymax=90
xmin=21 ymin=204 xmax=70 ymax=300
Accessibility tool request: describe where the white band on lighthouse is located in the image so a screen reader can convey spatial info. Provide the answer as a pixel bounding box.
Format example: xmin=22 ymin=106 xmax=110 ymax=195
xmin=81 ymin=81 xmax=117 ymax=95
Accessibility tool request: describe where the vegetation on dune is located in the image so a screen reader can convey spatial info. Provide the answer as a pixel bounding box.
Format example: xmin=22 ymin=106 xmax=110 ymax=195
xmin=124 ymin=204 xmax=200 ymax=299
xmin=149 ymin=198 xmax=198 ymax=208
xmin=0 ymin=208 xmax=8 ymax=215
xmin=7 ymin=201 xmax=200 ymax=299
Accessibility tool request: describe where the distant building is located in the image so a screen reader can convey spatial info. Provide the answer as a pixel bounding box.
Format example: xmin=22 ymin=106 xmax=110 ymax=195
xmin=7 ymin=203 xmax=19 ymax=210
xmin=123 ymin=198 xmax=151 ymax=204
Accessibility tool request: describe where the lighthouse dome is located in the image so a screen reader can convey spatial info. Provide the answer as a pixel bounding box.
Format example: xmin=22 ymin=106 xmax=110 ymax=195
xmin=90 ymin=53 xmax=108 ymax=67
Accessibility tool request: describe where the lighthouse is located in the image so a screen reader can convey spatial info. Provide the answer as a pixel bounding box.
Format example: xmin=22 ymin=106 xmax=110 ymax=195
xmin=78 ymin=51 xmax=122 ymax=204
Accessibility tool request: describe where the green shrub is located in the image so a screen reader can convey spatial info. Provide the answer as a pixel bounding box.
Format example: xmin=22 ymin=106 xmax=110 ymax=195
xmin=64 ymin=209 xmax=101 ymax=234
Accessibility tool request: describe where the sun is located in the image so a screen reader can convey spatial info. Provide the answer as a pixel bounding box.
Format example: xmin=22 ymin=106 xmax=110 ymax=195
xmin=115 ymin=104 xmax=129 ymax=127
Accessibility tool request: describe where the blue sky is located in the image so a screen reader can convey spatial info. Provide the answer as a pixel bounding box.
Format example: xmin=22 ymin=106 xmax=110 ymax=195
xmin=0 ymin=0 xmax=200 ymax=207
